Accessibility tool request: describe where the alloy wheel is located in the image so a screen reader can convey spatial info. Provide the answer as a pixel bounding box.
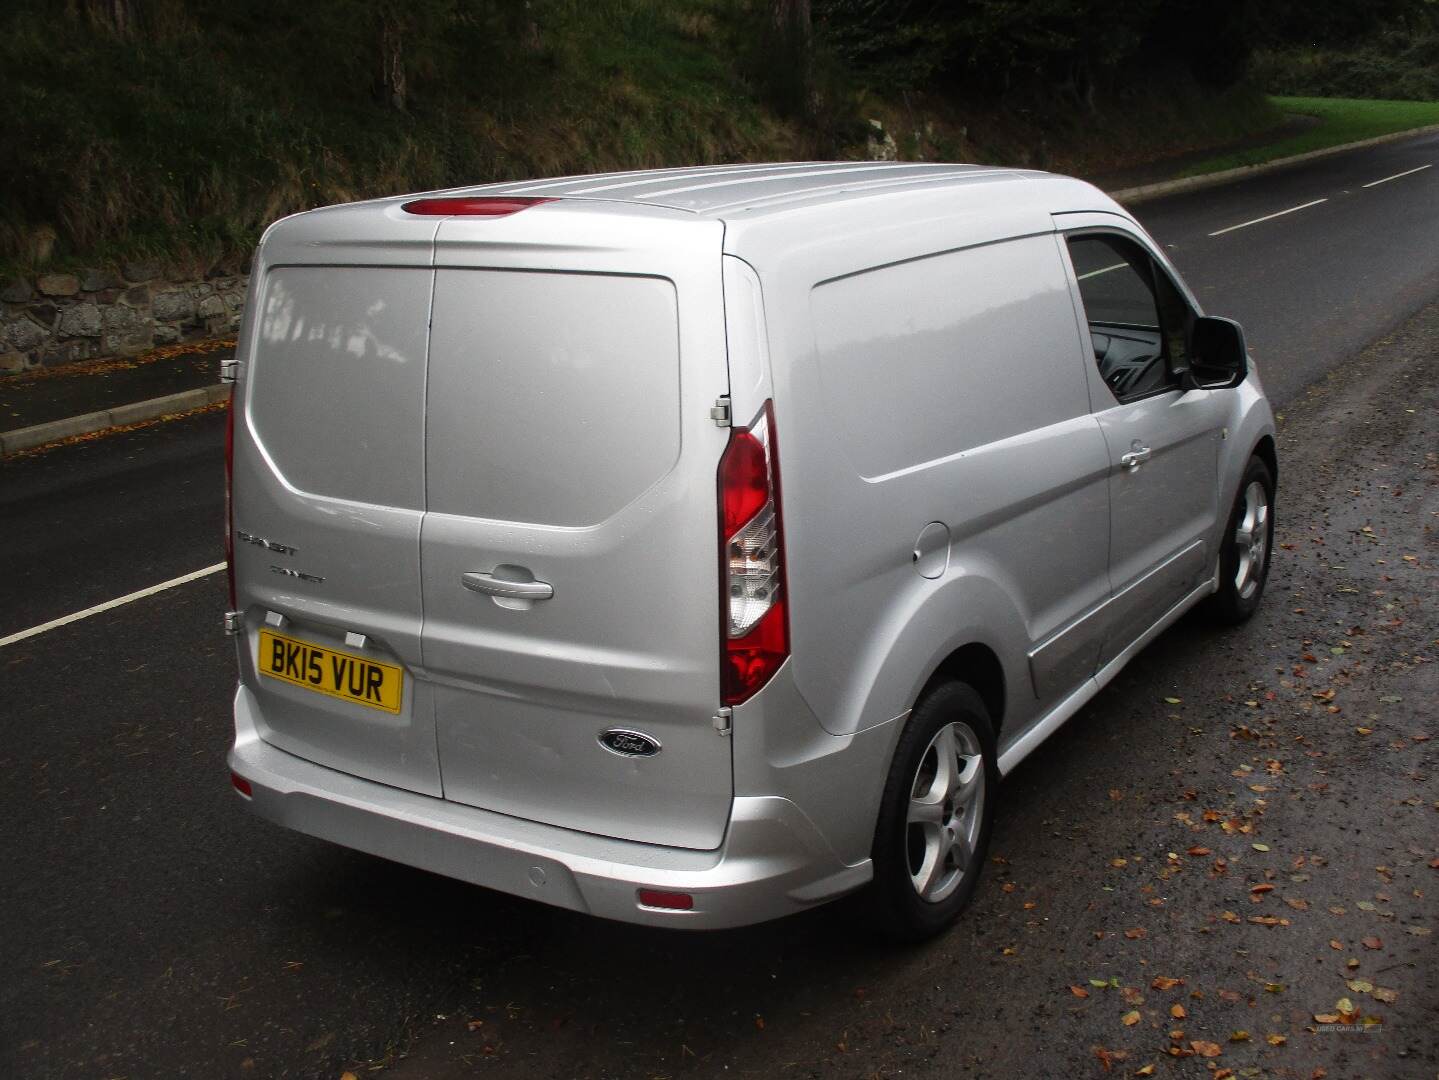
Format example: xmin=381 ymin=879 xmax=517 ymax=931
xmin=906 ymin=721 xmax=986 ymax=903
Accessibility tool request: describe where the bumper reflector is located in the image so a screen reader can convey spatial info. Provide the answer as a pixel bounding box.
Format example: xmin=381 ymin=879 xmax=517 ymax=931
xmin=637 ymin=889 xmax=694 ymax=911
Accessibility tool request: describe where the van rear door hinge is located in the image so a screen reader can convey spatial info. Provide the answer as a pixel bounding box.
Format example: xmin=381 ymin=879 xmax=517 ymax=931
xmin=220 ymin=358 xmax=240 ymax=383
xmin=713 ymin=706 xmax=732 ymax=736
xmin=709 ymin=395 xmax=731 ymax=428
xmin=223 ymin=610 xmax=242 ymax=636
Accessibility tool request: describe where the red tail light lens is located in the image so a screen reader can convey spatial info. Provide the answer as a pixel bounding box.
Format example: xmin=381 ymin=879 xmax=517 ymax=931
xmin=224 ymin=386 xmax=236 ymax=609
xmin=401 ymin=196 xmax=555 ymax=217
xmin=230 ymin=771 xmax=252 ymax=798
xmin=718 ymin=401 xmax=789 ymax=705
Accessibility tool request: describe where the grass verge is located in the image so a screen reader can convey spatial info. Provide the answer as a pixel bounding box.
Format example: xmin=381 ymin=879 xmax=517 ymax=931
xmin=1181 ymin=95 xmax=1439 ymax=176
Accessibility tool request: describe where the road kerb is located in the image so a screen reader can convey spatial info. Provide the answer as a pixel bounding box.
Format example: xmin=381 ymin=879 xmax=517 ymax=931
xmin=1109 ymin=122 xmax=1439 ymax=205
xmin=0 ymin=383 xmax=230 ymax=456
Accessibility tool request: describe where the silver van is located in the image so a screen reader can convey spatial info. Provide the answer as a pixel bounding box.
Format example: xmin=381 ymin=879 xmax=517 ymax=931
xmin=225 ymin=162 xmax=1276 ymax=939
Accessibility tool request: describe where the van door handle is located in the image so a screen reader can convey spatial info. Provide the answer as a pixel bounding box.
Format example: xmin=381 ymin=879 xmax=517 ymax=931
xmin=1119 ymin=445 xmax=1152 ymax=471
xmin=461 ymin=572 xmax=554 ymax=600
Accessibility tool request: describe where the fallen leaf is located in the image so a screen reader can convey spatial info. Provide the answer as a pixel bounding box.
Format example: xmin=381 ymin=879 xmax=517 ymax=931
xmin=1329 ymin=939 xmax=1342 ymax=950
xmin=1170 ymin=1004 xmax=1186 ymax=1019
xmin=1164 ymin=697 xmax=1182 ymax=705
xmin=1094 ymin=1046 xmax=1125 ymax=1072
xmin=1357 ymin=900 xmax=1377 ymax=911
xmin=755 ymin=1016 xmax=765 ymax=1030
xmin=1263 ymin=982 xmax=1285 ymax=993
xmin=1070 ymin=985 xmax=1090 ymax=998
xmin=1134 ymin=1067 xmax=1156 ymax=1078
xmin=1111 ymin=858 xmax=1128 ymax=868
xmin=1285 ymin=897 xmax=1309 ymax=911
xmin=1220 ymin=910 xmax=1241 ymax=924
xmin=1187 ymin=846 xmax=1211 ymax=857
xmin=1190 ymin=1040 xmax=1222 ymax=1058
xmin=1362 ymin=936 xmax=1382 ymax=950
xmin=1124 ymin=928 xmax=1147 ymax=940
xmin=1372 ymin=987 xmax=1398 ymax=1004
xmin=1314 ymin=1013 xmax=1340 ymax=1024
xmin=1122 ymin=1010 xmax=1141 ymax=1027
xmin=1229 ymin=1030 xmax=1251 ymax=1042
xmin=1346 ymin=979 xmax=1373 ymax=993
xmin=1151 ymin=976 xmax=1183 ymax=991
xmin=1122 ymin=987 xmax=1144 ymax=1006
xmin=1266 ymin=1033 xmax=1286 ymax=1046
xmin=1250 ymin=883 xmax=1275 ymax=895
xmin=1091 ymin=978 xmax=1112 ymax=989
xmin=1252 ymin=843 xmax=1270 ymax=852
xmin=1247 ymin=915 xmax=1282 ymax=926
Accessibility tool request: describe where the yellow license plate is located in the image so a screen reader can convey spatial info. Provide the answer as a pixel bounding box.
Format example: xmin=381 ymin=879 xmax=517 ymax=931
xmin=257 ymin=629 xmax=403 ymax=714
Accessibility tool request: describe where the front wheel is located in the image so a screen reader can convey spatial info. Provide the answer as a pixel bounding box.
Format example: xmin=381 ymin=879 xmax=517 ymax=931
xmin=865 ymin=680 xmax=998 ymax=943
xmin=1204 ymin=455 xmax=1275 ymax=625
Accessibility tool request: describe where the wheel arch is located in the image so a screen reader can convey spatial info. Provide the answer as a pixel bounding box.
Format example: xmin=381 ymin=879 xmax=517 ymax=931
xmin=1252 ymin=434 xmax=1278 ymax=485
xmin=924 ymin=642 xmax=1006 ymax=735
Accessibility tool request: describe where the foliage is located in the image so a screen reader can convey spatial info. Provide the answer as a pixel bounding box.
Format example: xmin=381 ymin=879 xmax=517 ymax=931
xmin=0 ymin=0 xmax=785 ymax=269
xmin=1253 ymin=31 xmax=1439 ymax=103
xmin=6 ymin=0 xmax=1428 ymax=270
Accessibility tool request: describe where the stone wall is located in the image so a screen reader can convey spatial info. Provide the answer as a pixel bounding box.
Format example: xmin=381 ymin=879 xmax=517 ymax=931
xmin=0 ymin=264 xmax=247 ymax=374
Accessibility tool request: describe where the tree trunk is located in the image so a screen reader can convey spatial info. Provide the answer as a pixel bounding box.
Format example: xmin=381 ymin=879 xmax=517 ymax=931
xmin=769 ymin=0 xmax=814 ymax=117
xmin=66 ymin=0 xmax=136 ymax=36
xmin=380 ymin=12 xmax=408 ymax=112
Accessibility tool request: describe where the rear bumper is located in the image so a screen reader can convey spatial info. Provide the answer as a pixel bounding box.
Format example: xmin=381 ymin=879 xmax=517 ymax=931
xmin=228 ymin=686 xmax=870 ymax=929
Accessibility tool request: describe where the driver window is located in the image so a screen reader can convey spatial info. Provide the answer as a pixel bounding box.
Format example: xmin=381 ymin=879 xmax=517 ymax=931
xmin=1066 ymin=233 xmax=1182 ymax=403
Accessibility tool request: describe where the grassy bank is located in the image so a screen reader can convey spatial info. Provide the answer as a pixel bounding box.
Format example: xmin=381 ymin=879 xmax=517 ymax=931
xmin=1182 ymin=96 xmax=1439 ymax=176
xmin=0 ymin=0 xmax=1283 ymax=275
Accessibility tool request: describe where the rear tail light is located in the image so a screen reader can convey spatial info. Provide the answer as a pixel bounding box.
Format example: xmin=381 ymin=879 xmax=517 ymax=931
xmin=401 ymin=196 xmax=554 ymax=217
xmin=230 ymin=771 xmax=252 ymax=798
xmin=718 ymin=400 xmax=789 ymax=705
xmin=224 ymin=386 xmax=236 ymax=609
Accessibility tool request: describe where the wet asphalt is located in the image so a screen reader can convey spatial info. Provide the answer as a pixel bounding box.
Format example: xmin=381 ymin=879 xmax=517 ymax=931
xmin=1 ymin=137 xmax=1437 ymax=1080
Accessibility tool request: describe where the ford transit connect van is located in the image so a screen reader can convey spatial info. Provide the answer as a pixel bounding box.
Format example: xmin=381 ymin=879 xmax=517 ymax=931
xmin=226 ymin=162 xmax=1276 ymax=939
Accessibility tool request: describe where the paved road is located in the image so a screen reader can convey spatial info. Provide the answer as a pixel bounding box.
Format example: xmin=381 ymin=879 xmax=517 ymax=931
xmin=2 ymin=136 xmax=1437 ymax=1080
xmin=1139 ymin=130 xmax=1439 ymax=407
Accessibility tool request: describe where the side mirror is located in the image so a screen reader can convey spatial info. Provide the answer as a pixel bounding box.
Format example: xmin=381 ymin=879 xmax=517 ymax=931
xmin=1186 ymin=316 xmax=1248 ymax=389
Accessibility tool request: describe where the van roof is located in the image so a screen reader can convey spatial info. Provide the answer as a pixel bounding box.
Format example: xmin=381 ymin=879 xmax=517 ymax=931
xmin=440 ymin=161 xmax=1077 ymax=219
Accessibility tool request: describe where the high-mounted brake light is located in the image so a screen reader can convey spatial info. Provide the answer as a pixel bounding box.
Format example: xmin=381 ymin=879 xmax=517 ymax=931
xmin=224 ymin=387 xmax=236 ymax=609
xmin=717 ymin=401 xmax=789 ymax=706
xmin=401 ymin=196 xmax=555 ymax=217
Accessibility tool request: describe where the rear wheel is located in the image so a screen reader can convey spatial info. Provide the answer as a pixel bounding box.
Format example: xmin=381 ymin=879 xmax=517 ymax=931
xmin=1204 ymin=455 xmax=1275 ymax=625
xmin=866 ymin=680 xmax=997 ymax=942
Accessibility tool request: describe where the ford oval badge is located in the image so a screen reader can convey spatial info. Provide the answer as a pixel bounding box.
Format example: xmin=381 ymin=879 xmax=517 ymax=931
xmin=598 ymin=729 xmax=661 ymax=758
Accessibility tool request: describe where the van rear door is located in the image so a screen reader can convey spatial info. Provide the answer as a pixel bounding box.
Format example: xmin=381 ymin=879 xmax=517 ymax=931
xmin=419 ymin=208 xmax=734 ymax=850
xmin=232 ymin=205 xmax=442 ymax=795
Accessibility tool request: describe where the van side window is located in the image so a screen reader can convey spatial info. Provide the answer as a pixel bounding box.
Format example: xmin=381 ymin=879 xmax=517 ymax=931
xmin=1066 ymin=234 xmax=1188 ymax=404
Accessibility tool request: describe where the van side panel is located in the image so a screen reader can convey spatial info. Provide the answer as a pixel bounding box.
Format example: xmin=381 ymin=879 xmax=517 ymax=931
xmin=790 ymin=234 xmax=1112 ymax=736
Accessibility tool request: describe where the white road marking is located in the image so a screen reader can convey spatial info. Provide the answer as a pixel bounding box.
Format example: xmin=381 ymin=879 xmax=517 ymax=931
xmin=0 ymin=563 xmax=226 ymax=648
xmin=1362 ymin=163 xmax=1432 ymax=188
xmin=1207 ymin=198 xmax=1329 ymax=237
xmin=1077 ymin=262 xmax=1129 ymax=281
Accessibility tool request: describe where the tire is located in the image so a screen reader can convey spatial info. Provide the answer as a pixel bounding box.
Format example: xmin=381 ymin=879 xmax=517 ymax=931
xmin=1204 ymin=455 xmax=1275 ymax=625
xmin=865 ymin=680 xmax=998 ymax=943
